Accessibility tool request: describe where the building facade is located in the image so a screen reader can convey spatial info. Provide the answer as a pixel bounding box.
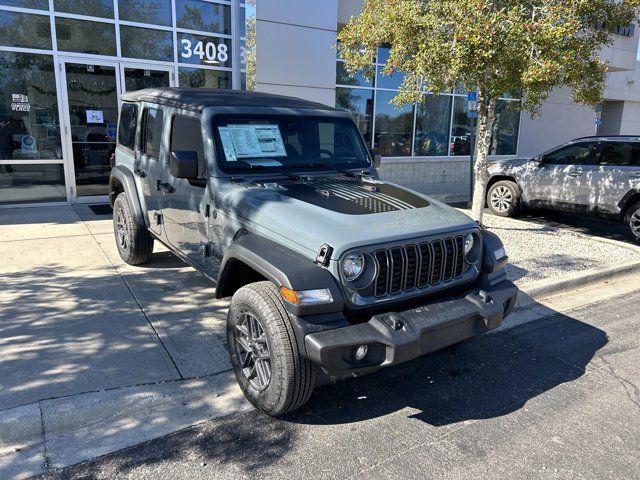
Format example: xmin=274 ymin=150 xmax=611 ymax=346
xmin=1 ymin=0 xmax=639 ymax=207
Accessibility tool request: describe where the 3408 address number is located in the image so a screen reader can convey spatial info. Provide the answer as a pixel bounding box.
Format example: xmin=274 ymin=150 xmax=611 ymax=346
xmin=180 ymin=39 xmax=228 ymax=63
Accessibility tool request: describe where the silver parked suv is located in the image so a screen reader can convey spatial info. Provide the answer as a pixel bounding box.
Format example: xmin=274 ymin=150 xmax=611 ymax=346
xmin=486 ymin=136 xmax=640 ymax=243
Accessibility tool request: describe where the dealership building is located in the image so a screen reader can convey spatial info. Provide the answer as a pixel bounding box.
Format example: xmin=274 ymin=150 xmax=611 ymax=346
xmin=1 ymin=0 xmax=640 ymax=207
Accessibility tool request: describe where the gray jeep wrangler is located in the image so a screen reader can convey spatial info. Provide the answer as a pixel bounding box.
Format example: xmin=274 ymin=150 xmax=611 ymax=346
xmin=110 ymin=88 xmax=518 ymax=416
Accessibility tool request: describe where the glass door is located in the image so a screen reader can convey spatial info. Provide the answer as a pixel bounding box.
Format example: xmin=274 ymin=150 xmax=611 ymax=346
xmin=120 ymin=64 xmax=174 ymax=92
xmin=60 ymin=60 xmax=121 ymax=200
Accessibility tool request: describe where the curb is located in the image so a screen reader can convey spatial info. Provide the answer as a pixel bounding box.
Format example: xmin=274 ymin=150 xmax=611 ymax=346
xmin=0 ymin=372 xmax=251 ymax=478
xmin=516 ymin=261 xmax=640 ymax=308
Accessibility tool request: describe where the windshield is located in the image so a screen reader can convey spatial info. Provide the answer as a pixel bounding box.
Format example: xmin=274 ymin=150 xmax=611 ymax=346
xmin=212 ymin=115 xmax=371 ymax=173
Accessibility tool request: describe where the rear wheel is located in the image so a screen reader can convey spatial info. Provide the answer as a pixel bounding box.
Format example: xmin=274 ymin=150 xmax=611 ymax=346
xmin=113 ymin=192 xmax=154 ymax=265
xmin=227 ymin=281 xmax=315 ymax=416
xmin=624 ymin=201 xmax=640 ymax=244
xmin=487 ymin=180 xmax=521 ymax=217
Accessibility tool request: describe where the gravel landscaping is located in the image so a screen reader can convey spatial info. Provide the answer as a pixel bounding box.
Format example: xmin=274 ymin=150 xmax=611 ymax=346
xmin=477 ymin=213 xmax=640 ymax=285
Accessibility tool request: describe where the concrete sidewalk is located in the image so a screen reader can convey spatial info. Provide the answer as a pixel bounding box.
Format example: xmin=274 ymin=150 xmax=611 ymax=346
xmin=0 ymin=205 xmax=248 ymax=479
xmin=1 ymin=204 xmax=640 ymax=478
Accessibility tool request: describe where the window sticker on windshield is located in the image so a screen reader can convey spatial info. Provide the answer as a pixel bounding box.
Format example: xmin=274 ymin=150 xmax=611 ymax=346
xmin=227 ymin=124 xmax=287 ymax=158
xmin=217 ymin=127 xmax=237 ymax=161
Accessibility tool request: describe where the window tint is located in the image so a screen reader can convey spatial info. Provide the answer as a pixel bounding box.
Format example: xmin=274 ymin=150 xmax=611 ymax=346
xmin=544 ymin=143 xmax=596 ymax=166
xmin=117 ymin=103 xmax=138 ymax=151
xmin=142 ymin=108 xmax=163 ymax=159
xmin=599 ymin=142 xmax=640 ymax=167
xmin=170 ymin=115 xmax=206 ymax=177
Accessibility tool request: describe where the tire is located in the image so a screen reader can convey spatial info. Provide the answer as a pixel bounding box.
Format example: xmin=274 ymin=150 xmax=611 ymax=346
xmin=487 ymin=180 xmax=521 ymax=217
xmin=624 ymin=201 xmax=640 ymax=244
xmin=112 ymin=192 xmax=154 ymax=265
xmin=227 ymin=281 xmax=315 ymax=416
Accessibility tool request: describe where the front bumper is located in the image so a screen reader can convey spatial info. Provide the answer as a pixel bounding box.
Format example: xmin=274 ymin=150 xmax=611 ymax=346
xmin=304 ymin=280 xmax=518 ymax=375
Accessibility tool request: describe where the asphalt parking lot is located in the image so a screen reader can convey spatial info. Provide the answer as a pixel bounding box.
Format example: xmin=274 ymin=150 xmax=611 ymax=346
xmin=43 ymin=286 xmax=640 ymax=479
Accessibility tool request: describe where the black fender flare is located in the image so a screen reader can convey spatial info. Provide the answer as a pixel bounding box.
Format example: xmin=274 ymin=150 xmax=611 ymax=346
xmin=109 ymin=165 xmax=146 ymax=227
xmin=618 ymin=189 xmax=640 ymax=216
xmin=216 ymin=233 xmax=344 ymax=316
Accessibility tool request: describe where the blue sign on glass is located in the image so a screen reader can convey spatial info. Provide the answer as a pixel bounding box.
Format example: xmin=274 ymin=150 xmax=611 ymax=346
xmin=467 ymin=92 xmax=477 ymax=102
xmin=467 ymin=111 xmax=478 ymax=119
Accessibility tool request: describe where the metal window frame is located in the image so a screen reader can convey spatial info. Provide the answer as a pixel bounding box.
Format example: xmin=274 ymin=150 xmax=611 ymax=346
xmin=0 ymin=0 xmax=244 ymax=207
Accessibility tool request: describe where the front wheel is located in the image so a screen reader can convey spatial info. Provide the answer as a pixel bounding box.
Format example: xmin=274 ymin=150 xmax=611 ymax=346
xmin=487 ymin=180 xmax=521 ymax=217
xmin=624 ymin=201 xmax=640 ymax=244
xmin=227 ymin=281 xmax=315 ymax=416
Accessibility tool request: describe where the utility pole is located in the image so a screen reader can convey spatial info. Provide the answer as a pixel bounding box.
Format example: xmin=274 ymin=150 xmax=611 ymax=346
xmin=467 ymin=92 xmax=478 ymax=208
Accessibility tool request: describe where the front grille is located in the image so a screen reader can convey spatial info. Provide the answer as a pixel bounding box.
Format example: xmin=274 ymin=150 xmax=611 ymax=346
xmin=372 ymin=235 xmax=468 ymax=298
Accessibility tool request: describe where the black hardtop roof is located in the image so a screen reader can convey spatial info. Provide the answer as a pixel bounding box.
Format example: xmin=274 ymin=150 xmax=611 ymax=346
xmin=572 ymin=135 xmax=640 ymax=142
xmin=120 ymin=87 xmax=336 ymax=113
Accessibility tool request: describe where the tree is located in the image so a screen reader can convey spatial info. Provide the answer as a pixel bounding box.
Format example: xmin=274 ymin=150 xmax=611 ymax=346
xmin=338 ymin=0 xmax=640 ymax=224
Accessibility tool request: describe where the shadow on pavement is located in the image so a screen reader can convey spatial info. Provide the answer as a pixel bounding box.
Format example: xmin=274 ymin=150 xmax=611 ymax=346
xmin=518 ymin=210 xmax=630 ymax=243
xmin=42 ymin=305 xmax=607 ymax=479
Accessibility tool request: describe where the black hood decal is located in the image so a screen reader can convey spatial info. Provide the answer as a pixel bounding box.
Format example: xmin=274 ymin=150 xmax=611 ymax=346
xmin=272 ymin=176 xmax=429 ymax=215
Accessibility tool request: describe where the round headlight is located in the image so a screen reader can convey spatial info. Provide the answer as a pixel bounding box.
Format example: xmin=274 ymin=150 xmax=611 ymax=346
xmin=342 ymin=253 xmax=365 ymax=282
xmin=464 ymin=233 xmax=475 ymax=257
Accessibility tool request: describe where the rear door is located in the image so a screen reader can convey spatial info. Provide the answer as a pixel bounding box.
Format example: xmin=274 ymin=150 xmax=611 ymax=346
xmin=136 ymin=105 xmax=166 ymax=235
xmin=590 ymin=140 xmax=640 ymax=214
xmin=527 ymin=142 xmax=599 ymax=208
xmin=161 ymin=113 xmax=211 ymax=268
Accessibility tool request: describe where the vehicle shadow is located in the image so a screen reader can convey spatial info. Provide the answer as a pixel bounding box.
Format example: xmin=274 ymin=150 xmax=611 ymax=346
xmin=285 ymin=308 xmax=606 ymax=427
xmin=517 ymin=210 xmax=630 ymax=243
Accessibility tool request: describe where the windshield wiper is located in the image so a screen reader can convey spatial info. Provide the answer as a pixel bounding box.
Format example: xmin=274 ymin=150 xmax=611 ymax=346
xmin=235 ymin=159 xmax=301 ymax=181
xmin=294 ymin=162 xmax=364 ymax=178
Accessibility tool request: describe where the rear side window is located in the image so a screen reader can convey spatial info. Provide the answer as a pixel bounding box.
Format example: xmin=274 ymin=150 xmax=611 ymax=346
xmin=599 ymin=142 xmax=640 ymax=167
xmin=117 ymin=103 xmax=138 ymax=151
xmin=142 ymin=107 xmax=164 ymax=159
xmin=170 ymin=115 xmax=206 ymax=177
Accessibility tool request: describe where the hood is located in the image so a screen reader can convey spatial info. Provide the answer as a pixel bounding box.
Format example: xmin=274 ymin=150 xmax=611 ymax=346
xmin=224 ymin=175 xmax=477 ymax=259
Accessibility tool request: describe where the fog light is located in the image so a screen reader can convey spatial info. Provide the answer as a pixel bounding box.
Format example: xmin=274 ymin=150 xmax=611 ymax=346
xmin=353 ymin=345 xmax=368 ymax=361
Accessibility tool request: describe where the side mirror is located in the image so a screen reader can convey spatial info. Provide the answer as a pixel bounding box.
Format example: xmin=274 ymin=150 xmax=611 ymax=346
xmin=170 ymin=150 xmax=199 ymax=179
xmin=370 ymin=148 xmax=382 ymax=169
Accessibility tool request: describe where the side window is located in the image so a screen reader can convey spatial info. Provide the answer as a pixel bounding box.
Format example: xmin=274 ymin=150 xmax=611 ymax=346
xmin=142 ymin=107 xmax=164 ymax=159
xmin=543 ymin=143 xmax=596 ymax=166
xmin=170 ymin=115 xmax=206 ymax=177
xmin=117 ymin=103 xmax=138 ymax=150
xmin=599 ymin=142 xmax=640 ymax=167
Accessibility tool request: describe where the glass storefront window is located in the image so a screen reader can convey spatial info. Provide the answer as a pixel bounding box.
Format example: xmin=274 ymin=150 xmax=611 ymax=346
xmin=120 ymin=25 xmax=173 ymax=62
xmin=54 ymin=0 xmax=114 ymax=19
xmin=178 ymin=67 xmax=231 ymax=89
xmin=374 ymin=90 xmax=414 ymax=157
xmin=336 ymin=87 xmax=373 ymax=146
xmin=0 ymin=52 xmax=61 ymax=161
xmin=0 ymin=164 xmax=66 ymax=204
xmin=490 ymin=100 xmax=520 ymax=155
xmin=450 ymin=96 xmax=472 ymax=156
xmin=176 ymin=0 xmax=231 ymax=35
xmin=414 ymin=94 xmax=452 ymax=157
xmin=336 ymin=61 xmax=373 ymax=88
xmin=119 ymin=0 xmax=172 ymax=27
xmin=0 ymin=11 xmax=52 ymax=50
xmin=177 ymin=33 xmax=232 ymax=68
xmin=239 ymin=5 xmax=246 ymax=38
xmin=55 ymin=18 xmax=116 ymax=56
xmin=375 ymin=66 xmax=405 ymax=90
xmin=0 ymin=0 xmax=48 ymax=9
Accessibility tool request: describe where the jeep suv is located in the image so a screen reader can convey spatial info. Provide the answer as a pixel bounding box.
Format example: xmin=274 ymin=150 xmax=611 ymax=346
xmin=486 ymin=136 xmax=640 ymax=243
xmin=110 ymin=88 xmax=518 ymax=416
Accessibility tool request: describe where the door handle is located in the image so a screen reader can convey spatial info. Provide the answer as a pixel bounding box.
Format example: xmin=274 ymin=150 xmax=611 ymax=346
xmin=567 ymin=171 xmax=583 ymax=177
xmin=134 ymin=168 xmax=146 ymax=178
xmin=629 ymin=173 xmax=640 ymax=179
xmin=157 ymin=181 xmax=174 ymax=194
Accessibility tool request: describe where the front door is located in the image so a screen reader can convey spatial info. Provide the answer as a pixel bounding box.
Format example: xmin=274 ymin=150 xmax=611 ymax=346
xmin=59 ymin=60 xmax=174 ymax=202
xmin=525 ymin=141 xmax=599 ymax=208
xmin=60 ymin=60 xmax=121 ymax=201
xmin=161 ymin=112 xmax=211 ymax=270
